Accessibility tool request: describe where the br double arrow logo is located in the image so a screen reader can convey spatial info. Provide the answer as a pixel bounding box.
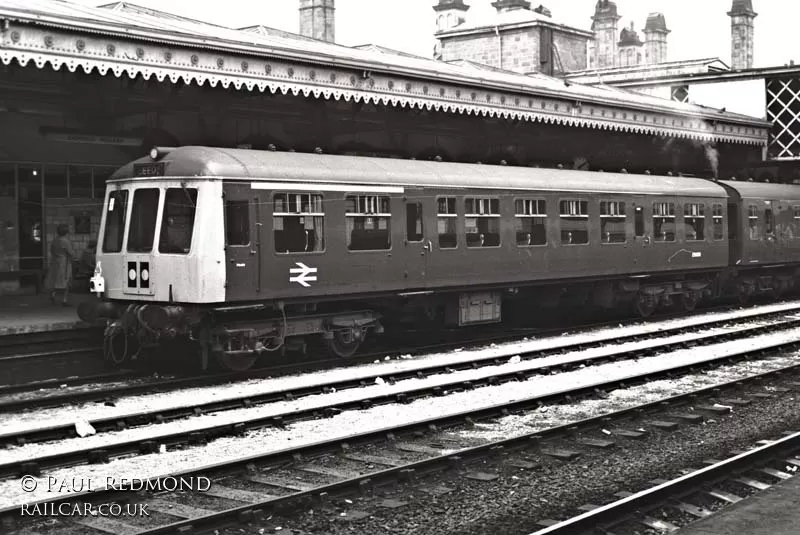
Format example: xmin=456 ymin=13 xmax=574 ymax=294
xmin=289 ymin=262 xmax=318 ymax=287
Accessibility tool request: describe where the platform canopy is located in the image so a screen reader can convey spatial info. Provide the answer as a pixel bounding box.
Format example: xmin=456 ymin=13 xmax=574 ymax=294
xmin=0 ymin=0 xmax=770 ymax=147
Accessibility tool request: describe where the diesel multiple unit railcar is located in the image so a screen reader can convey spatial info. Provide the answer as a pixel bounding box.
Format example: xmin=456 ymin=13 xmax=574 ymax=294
xmin=79 ymin=146 xmax=800 ymax=371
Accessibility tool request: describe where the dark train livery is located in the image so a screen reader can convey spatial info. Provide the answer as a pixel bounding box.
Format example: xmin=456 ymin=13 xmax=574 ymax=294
xmin=80 ymin=146 xmax=800 ymax=371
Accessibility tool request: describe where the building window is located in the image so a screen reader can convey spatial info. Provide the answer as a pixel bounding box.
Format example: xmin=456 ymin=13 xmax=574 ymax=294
xmin=93 ymin=168 xmax=113 ymax=200
xmin=600 ymin=200 xmax=626 ymax=243
xmin=226 ymin=200 xmax=250 ymax=246
xmin=345 ymin=195 xmax=391 ymax=251
xmin=748 ymin=205 xmax=759 ymax=240
xmin=684 ymin=203 xmax=705 ymax=241
xmin=437 ymin=196 xmax=458 ymax=249
xmin=406 ymin=202 xmax=423 ymax=242
xmin=102 ymin=189 xmax=128 ymax=253
xmin=44 ymin=165 xmax=67 ymax=199
xmin=514 ymin=198 xmax=546 ymax=246
xmin=127 ymin=188 xmax=160 ymax=253
xmin=559 ymin=199 xmax=589 ymax=245
xmin=68 ymin=166 xmax=93 ymax=198
xmin=273 ymin=193 xmax=324 ymax=253
xmin=465 ymin=197 xmax=500 ymax=248
xmin=712 ymin=204 xmax=724 ymax=240
xmin=653 ymin=202 xmax=676 ymax=242
xmin=159 ymin=188 xmax=197 ymax=254
xmin=634 ymin=205 xmax=645 ymax=237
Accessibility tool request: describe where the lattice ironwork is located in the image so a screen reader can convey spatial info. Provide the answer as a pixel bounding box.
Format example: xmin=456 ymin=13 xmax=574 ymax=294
xmin=671 ymin=85 xmax=689 ymax=103
xmin=767 ymin=77 xmax=800 ymax=159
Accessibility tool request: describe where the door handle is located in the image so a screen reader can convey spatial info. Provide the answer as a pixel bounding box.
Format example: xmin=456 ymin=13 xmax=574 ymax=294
xmin=423 ymin=240 xmax=432 ymax=251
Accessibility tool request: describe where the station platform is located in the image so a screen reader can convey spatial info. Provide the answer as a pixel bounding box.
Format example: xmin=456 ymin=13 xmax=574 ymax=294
xmin=0 ymin=293 xmax=96 ymax=336
xmin=677 ymin=471 xmax=800 ymax=534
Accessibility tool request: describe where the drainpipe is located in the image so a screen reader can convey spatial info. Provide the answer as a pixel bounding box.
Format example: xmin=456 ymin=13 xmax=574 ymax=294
xmin=495 ymin=26 xmax=503 ymax=69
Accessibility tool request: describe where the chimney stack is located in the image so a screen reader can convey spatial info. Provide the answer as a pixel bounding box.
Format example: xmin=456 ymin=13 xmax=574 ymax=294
xmin=728 ymin=0 xmax=757 ymax=69
xmin=299 ymin=0 xmax=335 ymax=43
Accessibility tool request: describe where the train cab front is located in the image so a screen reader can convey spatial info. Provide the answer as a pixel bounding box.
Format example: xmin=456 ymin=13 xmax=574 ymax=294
xmin=78 ymin=160 xmax=225 ymax=364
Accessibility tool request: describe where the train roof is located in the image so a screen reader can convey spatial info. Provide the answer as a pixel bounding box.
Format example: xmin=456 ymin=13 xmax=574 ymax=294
xmin=113 ymin=146 xmax=728 ymax=198
xmin=718 ymin=180 xmax=800 ymax=201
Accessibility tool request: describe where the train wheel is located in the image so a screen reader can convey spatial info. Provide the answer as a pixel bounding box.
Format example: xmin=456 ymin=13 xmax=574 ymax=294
xmin=325 ymin=329 xmax=363 ymax=358
xmin=681 ymin=291 xmax=699 ymax=312
xmin=635 ymin=293 xmax=656 ymax=318
xmin=215 ymin=351 xmax=259 ymax=372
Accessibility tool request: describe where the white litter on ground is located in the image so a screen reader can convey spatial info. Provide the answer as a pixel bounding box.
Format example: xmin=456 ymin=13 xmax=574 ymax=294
xmin=0 ymin=319 xmax=776 ymax=440
xmin=1 ymin=326 xmax=798 ymax=509
xmin=0 ymin=308 xmax=785 ymax=433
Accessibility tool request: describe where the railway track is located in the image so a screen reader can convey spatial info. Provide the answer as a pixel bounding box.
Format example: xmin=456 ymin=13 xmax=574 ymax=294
xmin=4 ymin=299 xmax=800 ymax=397
xmin=4 ymin=302 xmax=800 ymax=415
xmin=2 ymin=329 xmax=800 ymax=534
xmin=1 ymin=309 xmax=798 ymax=465
xmin=532 ymin=431 xmax=800 ymax=535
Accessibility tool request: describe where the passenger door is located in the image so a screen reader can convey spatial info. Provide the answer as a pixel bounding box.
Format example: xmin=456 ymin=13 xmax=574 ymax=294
xmin=630 ymin=200 xmax=652 ymax=271
xmin=223 ymin=184 xmax=260 ymax=300
xmin=402 ymin=192 xmax=432 ymax=287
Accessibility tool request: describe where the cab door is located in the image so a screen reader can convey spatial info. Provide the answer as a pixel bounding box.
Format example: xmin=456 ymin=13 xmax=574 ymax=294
xmin=402 ymin=192 xmax=433 ymax=288
xmin=223 ymin=184 xmax=261 ymax=301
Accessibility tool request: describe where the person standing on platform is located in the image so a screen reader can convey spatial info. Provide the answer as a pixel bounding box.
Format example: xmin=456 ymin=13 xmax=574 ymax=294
xmin=46 ymin=223 xmax=75 ymax=306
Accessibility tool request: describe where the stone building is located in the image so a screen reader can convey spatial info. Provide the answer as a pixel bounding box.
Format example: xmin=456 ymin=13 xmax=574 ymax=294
xmin=728 ymin=0 xmax=757 ymax=69
xmin=434 ymin=0 xmax=593 ymax=75
xmin=589 ymin=2 xmax=670 ymax=69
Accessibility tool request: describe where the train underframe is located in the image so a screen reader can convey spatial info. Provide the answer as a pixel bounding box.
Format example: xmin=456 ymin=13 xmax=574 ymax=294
xmin=79 ymin=265 xmax=800 ymax=372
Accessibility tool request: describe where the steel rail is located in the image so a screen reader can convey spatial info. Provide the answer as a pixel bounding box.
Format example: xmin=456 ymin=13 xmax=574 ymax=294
xmin=3 ymin=301 xmax=799 ymax=401
xmin=1 ymin=330 xmax=798 ymax=503
xmin=2 ymin=304 xmax=797 ymax=415
xmin=530 ymin=430 xmax=800 ymax=535
xmin=5 ymin=345 xmax=797 ymax=534
xmin=1 ymin=315 xmax=797 ymax=461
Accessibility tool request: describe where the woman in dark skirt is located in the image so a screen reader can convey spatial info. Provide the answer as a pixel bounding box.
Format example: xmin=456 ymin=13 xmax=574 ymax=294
xmin=46 ymin=223 xmax=75 ymax=306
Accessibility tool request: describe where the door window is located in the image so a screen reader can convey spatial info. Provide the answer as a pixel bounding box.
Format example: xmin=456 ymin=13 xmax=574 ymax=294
xmin=226 ymin=200 xmax=250 ymax=246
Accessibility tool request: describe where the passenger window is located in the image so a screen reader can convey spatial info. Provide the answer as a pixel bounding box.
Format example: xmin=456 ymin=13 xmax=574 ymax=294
xmin=748 ymin=205 xmax=759 ymax=240
xmin=514 ymin=199 xmax=546 ymax=246
xmin=653 ymin=202 xmax=676 ymax=242
xmin=465 ymin=197 xmax=500 ymax=248
xmin=712 ymin=204 xmax=724 ymax=240
xmin=273 ymin=193 xmax=324 ymax=253
xmin=405 ymin=202 xmax=423 ymax=242
xmin=159 ymin=188 xmax=197 ymax=254
xmin=102 ymin=189 xmax=129 ymax=253
xmin=345 ymin=195 xmax=391 ymax=251
xmin=792 ymin=206 xmax=800 ymax=239
xmin=684 ymin=203 xmax=705 ymax=241
xmin=600 ymin=200 xmax=626 ymax=243
xmin=127 ymin=188 xmax=160 ymax=253
xmin=634 ymin=205 xmax=645 ymax=237
xmin=559 ymin=200 xmax=589 ymax=245
xmin=437 ymin=197 xmax=458 ymax=249
xmin=226 ymin=200 xmax=250 ymax=246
